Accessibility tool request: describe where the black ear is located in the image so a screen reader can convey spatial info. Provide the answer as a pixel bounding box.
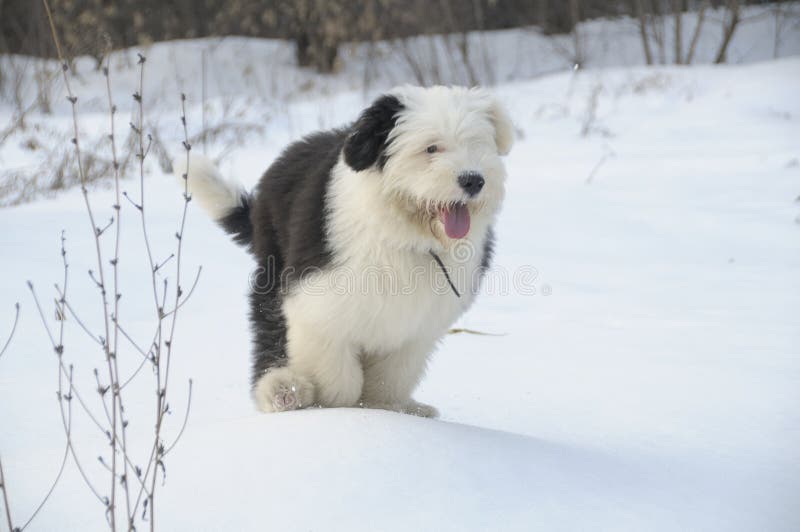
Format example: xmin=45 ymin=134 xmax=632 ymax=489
xmin=343 ymin=95 xmax=404 ymax=172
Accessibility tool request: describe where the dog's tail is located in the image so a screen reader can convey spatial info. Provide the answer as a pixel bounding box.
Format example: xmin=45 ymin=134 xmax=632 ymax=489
xmin=173 ymin=154 xmax=253 ymax=247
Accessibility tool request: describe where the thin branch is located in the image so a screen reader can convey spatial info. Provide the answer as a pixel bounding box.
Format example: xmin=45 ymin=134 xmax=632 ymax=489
xmin=19 ymin=367 xmax=79 ymax=530
xmin=53 ymin=287 xmax=103 ymax=346
xmin=161 ymin=266 xmax=203 ymax=319
xmin=0 ymin=454 xmax=14 ymax=532
xmin=153 ymin=254 xmax=175 ymax=274
xmin=95 ymin=217 xmax=114 ymax=238
xmin=27 ymin=281 xmax=57 ymax=351
xmin=122 ymin=191 xmax=142 ymax=211
xmin=53 ymin=238 xmax=106 ymax=510
xmin=27 ymin=284 xmax=107 ymax=433
xmin=114 ymin=322 xmax=151 ymax=361
xmin=41 ymin=3 xmax=120 ymax=527
xmin=120 ymin=357 xmax=150 ymax=392
xmin=148 ymin=91 xmax=195 ymax=531
xmin=0 ymin=303 xmax=20 ymax=361
xmin=162 ymin=380 xmax=193 ymax=457
xmin=104 ymin=51 xmax=134 ymax=527
xmin=447 ymin=328 xmax=507 ymax=336
xmin=585 ymin=147 xmax=615 ymax=184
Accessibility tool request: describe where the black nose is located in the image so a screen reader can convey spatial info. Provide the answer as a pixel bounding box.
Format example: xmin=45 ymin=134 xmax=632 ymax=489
xmin=457 ymin=171 xmax=485 ymax=196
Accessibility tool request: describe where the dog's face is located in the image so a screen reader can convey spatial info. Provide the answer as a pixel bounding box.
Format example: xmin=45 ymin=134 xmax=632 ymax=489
xmin=343 ymin=86 xmax=514 ymax=241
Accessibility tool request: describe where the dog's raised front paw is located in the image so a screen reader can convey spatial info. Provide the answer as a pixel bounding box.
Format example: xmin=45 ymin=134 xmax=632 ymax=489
xmin=253 ymin=367 xmax=315 ymax=413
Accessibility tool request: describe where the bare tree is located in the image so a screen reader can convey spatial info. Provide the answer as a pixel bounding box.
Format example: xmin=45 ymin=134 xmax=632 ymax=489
xmin=714 ymin=0 xmax=741 ymax=64
xmin=673 ymin=0 xmax=683 ymax=64
xmin=535 ymin=0 xmax=549 ymax=31
xmin=651 ymin=1 xmax=667 ymax=64
xmin=685 ymin=0 xmax=709 ymax=65
xmin=634 ymin=0 xmax=653 ymax=65
xmin=769 ymin=2 xmax=798 ymax=59
xmin=568 ymin=0 xmax=584 ymax=67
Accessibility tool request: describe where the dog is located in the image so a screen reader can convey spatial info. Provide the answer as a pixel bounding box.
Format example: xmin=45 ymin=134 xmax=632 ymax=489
xmin=175 ymin=85 xmax=513 ymax=417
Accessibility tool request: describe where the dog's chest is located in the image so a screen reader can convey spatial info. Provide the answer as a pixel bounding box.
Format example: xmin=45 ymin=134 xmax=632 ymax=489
xmin=355 ymin=247 xmax=476 ymax=344
xmin=289 ymin=242 xmax=482 ymax=353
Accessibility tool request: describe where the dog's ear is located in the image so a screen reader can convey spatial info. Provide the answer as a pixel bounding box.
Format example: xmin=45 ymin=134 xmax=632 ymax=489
xmin=488 ymin=98 xmax=514 ymax=156
xmin=344 ymin=94 xmax=404 ymax=171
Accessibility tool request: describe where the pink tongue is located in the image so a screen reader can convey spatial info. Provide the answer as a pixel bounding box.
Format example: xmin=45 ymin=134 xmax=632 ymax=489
xmin=441 ymin=204 xmax=470 ymax=239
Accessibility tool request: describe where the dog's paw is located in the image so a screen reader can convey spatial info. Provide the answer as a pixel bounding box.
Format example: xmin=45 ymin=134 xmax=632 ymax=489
xmin=361 ymin=399 xmax=439 ymax=418
xmin=253 ymin=367 xmax=314 ymax=413
xmin=400 ymin=400 xmax=439 ymax=418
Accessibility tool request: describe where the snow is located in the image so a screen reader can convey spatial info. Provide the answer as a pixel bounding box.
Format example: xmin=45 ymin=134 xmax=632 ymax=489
xmin=1 ymin=8 xmax=800 ymax=531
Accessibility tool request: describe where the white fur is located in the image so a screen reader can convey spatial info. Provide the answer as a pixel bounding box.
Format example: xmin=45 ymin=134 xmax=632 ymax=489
xmin=252 ymin=86 xmax=514 ymax=417
xmin=173 ymin=154 xmax=245 ymax=220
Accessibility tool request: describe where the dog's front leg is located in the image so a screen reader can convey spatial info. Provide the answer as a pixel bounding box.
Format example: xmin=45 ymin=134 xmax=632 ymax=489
xmin=360 ymin=338 xmax=439 ymax=418
xmin=286 ymin=317 xmax=364 ymax=409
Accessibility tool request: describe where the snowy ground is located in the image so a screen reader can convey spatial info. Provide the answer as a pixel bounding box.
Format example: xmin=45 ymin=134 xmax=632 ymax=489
xmin=1 ymin=17 xmax=800 ymax=532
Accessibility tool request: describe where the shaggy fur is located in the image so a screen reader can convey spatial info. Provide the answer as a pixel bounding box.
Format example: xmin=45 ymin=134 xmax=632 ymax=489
xmin=175 ymin=85 xmax=514 ymax=416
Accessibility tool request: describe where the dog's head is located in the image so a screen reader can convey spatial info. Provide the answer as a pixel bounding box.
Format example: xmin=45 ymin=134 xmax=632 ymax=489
xmin=343 ymin=86 xmax=514 ymax=241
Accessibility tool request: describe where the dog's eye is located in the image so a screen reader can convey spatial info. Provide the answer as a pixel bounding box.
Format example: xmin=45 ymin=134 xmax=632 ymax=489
xmin=426 ymin=145 xmax=438 ymax=154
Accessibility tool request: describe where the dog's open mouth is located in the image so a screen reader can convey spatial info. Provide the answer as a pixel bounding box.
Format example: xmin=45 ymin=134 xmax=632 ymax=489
xmin=439 ymin=202 xmax=470 ymax=239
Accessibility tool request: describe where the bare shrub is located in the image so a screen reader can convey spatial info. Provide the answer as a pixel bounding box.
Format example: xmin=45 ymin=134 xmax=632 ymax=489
xmin=0 ymin=3 xmax=200 ymax=530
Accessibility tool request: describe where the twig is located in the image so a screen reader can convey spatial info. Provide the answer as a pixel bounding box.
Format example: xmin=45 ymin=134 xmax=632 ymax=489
xmin=123 ymin=56 xmax=172 ymax=527
xmin=0 ymin=303 xmax=20 ymax=361
xmin=114 ymin=322 xmax=151 ymax=361
xmin=53 ymin=287 xmax=103 ymax=346
xmin=153 ymin=254 xmax=175 ymax=274
xmin=104 ymin=53 xmax=134 ymax=527
xmin=53 ymin=238 xmax=107 ymax=510
xmin=161 ymin=266 xmax=203 ymax=319
xmin=163 ymin=380 xmax=193 ymax=457
xmin=30 ymin=285 xmax=107 ymax=436
xmin=118 ymin=268 xmax=200 ymax=392
xmin=447 ymin=328 xmax=507 ymax=336
xmin=27 ymin=281 xmax=57 ymax=350
xmin=41 ymin=2 xmax=121 ymax=527
xmin=585 ymin=147 xmax=615 ymax=185
xmin=19 ymin=366 xmax=83 ymax=530
xmin=0 ymin=454 xmax=14 ymax=532
xmin=146 ymin=90 xmax=195 ymax=532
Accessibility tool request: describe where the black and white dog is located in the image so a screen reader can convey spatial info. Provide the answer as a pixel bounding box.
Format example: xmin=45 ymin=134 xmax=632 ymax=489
xmin=175 ymin=85 xmax=513 ymax=417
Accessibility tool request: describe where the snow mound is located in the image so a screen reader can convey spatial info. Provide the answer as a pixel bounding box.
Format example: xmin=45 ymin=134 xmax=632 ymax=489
xmin=0 ymin=38 xmax=799 ymax=532
xmin=158 ymin=409 xmax=798 ymax=531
